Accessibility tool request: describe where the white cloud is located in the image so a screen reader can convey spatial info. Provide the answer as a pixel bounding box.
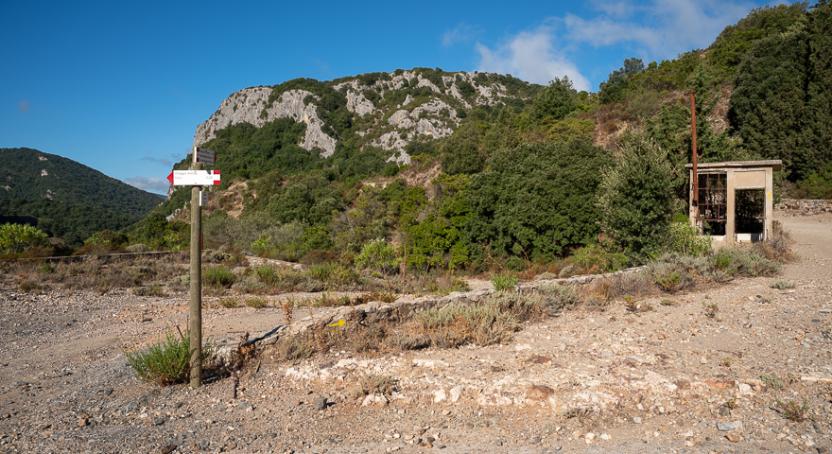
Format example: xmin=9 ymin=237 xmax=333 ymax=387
xmin=590 ymin=0 xmax=636 ymax=18
xmin=475 ymin=26 xmax=591 ymax=90
xmin=124 ymin=176 xmax=169 ymax=194
xmin=442 ymin=23 xmax=481 ymax=47
xmin=565 ymin=0 xmax=754 ymax=59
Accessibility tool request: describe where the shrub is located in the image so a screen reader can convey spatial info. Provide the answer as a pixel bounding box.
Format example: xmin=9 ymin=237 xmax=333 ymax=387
xmin=492 ymin=273 xmax=518 ymax=291
xmin=133 ymin=285 xmax=167 ymax=297
xmin=0 ymin=223 xmax=49 ymax=255
xmin=126 ymin=333 xmax=191 ymax=386
xmin=770 ymin=280 xmax=795 ymax=290
xmin=415 ymin=301 xmax=517 ymax=348
xmin=598 ymin=137 xmax=675 ymax=260
xmin=203 ymin=266 xmax=236 ymax=288
xmin=219 ymin=297 xmax=240 ymax=308
xmin=354 ymin=239 xmax=399 ymax=275
xmin=665 ymin=222 xmax=711 ymax=256
xmin=650 ymin=259 xmax=699 ymax=293
xmin=712 ymin=247 xmax=780 ymax=277
xmin=467 ymin=140 xmax=611 ymax=259
xmin=774 ymin=399 xmax=809 ymax=422
xmin=570 ymin=244 xmax=629 ymax=274
xmin=245 ymin=297 xmax=269 ymax=309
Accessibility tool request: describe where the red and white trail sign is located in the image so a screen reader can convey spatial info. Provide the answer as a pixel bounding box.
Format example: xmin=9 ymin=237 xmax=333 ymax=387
xmin=166 ymin=169 xmax=221 ymax=186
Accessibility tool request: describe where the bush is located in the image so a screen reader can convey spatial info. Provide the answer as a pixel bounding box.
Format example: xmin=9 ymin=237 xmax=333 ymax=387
xmin=570 ymin=244 xmax=629 ymax=274
xmin=467 ymin=140 xmax=611 ymax=260
xmin=665 ymin=222 xmax=711 ymax=257
xmin=598 ymin=137 xmax=675 ymax=260
xmin=354 ymin=239 xmax=399 ymax=275
xmin=126 ymin=333 xmax=191 ymax=386
xmin=415 ymin=301 xmax=517 ymax=348
xmin=245 ymin=297 xmax=269 ymax=309
xmin=204 ymin=266 xmax=236 ymax=288
xmin=492 ymin=274 xmax=518 ymax=291
xmin=0 ymin=223 xmax=49 ymax=255
xmin=712 ymin=247 xmax=781 ymax=277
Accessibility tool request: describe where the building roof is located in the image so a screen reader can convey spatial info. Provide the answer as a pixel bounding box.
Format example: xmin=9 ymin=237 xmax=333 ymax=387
xmin=685 ymin=159 xmax=782 ymax=170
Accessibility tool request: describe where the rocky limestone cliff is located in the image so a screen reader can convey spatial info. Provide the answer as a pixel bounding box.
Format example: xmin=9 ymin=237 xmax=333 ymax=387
xmin=193 ymin=69 xmax=535 ymax=164
xmin=193 ymin=87 xmax=338 ymax=157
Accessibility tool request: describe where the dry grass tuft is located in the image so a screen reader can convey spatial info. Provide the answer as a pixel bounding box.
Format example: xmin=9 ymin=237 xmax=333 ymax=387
xmin=774 ymin=399 xmax=810 ymax=422
xmin=218 ymin=297 xmax=240 ymax=309
xmin=245 ymin=297 xmax=269 ymax=309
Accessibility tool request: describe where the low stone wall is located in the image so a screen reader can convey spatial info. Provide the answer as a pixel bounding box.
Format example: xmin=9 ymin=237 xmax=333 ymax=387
xmin=776 ymin=198 xmax=832 ymax=216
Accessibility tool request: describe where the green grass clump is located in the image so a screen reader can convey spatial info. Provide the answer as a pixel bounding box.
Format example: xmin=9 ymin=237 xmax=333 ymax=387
xmin=204 ymin=265 xmax=236 ymax=288
xmin=126 ymin=333 xmax=191 ymax=386
xmin=492 ymin=273 xmax=519 ymax=291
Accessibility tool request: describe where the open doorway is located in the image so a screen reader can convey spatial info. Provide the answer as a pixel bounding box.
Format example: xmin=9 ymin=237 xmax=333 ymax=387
xmin=735 ymin=189 xmax=765 ymax=241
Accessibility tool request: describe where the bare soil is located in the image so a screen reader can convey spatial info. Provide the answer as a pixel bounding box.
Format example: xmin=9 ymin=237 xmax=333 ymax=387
xmin=1 ymin=214 xmax=831 ymax=453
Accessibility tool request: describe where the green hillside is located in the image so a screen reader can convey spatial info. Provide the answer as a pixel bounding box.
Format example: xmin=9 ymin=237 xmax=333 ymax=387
xmin=1 ymin=148 xmax=163 ymax=244
xmin=134 ymin=2 xmax=832 ymax=270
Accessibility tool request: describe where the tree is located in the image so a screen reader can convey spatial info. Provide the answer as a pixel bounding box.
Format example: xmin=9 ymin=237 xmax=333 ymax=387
xmin=599 ymin=58 xmax=644 ymax=104
xmin=804 ymin=0 xmax=832 ymax=174
xmin=598 ymin=138 xmax=675 ymax=260
xmin=466 ymin=140 xmax=611 ymax=260
xmin=530 ymin=77 xmax=577 ymax=120
xmin=0 ymin=223 xmax=49 ymax=255
xmin=728 ymin=22 xmax=809 ymax=180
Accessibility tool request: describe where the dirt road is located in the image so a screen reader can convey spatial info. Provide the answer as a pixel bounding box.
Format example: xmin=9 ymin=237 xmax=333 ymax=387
xmin=1 ymin=214 xmax=830 ymax=453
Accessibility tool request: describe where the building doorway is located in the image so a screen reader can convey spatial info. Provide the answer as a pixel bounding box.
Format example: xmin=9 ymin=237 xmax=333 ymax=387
xmin=735 ymin=189 xmax=765 ymax=241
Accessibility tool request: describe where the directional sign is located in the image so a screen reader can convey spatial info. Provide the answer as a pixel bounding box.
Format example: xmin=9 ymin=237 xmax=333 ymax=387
xmin=168 ymin=170 xmax=221 ymax=186
xmin=195 ymin=148 xmax=215 ymax=165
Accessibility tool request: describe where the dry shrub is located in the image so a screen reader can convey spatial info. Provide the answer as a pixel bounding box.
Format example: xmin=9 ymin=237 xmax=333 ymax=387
xmin=44 ymin=257 xmax=185 ymax=294
xmin=756 ymin=221 xmax=794 ymax=262
xmin=275 ymin=336 xmax=315 ymax=361
xmin=363 ymin=291 xmax=398 ymax=303
xmin=412 ymin=301 xmax=517 ymax=348
xmin=581 ymin=272 xmax=655 ymax=307
xmin=133 ymin=285 xmax=167 ymax=297
xmin=349 ymin=374 xmax=399 ymax=399
xmin=219 ymin=297 xmax=240 ymax=308
xmin=245 ymin=297 xmax=269 ymax=309
xmin=280 ymin=298 xmax=295 ymax=323
xmin=18 ymin=276 xmax=42 ymax=293
xmin=774 ymin=399 xmax=810 ymax=422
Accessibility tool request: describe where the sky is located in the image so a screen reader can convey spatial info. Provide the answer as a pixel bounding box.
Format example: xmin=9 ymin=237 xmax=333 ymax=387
xmin=1 ymin=0 xmax=780 ymax=194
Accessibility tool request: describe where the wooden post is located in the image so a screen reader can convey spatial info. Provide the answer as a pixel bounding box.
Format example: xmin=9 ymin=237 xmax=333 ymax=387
xmin=189 ymin=149 xmax=202 ymax=388
xmin=690 ymin=93 xmax=699 ymax=224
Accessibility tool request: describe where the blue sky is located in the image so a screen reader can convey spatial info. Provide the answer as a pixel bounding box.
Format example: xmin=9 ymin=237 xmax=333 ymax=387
xmin=1 ymin=0 xmax=777 ymax=194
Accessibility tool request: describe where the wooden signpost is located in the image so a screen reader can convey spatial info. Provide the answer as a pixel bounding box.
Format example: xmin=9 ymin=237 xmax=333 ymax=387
xmin=167 ymin=147 xmax=220 ymax=388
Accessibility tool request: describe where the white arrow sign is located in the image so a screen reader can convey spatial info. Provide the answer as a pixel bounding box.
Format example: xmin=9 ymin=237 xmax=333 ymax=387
xmin=168 ymin=169 xmax=221 ymax=186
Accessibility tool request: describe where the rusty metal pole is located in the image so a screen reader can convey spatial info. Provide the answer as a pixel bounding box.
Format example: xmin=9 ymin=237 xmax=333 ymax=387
xmin=189 ymin=148 xmax=202 ymax=388
xmin=690 ymin=93 xmax=699 ymax=223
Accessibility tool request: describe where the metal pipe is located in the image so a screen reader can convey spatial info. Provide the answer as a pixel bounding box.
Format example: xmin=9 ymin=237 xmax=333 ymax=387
xmin=691 ymin=93 xmax=698 ymax=208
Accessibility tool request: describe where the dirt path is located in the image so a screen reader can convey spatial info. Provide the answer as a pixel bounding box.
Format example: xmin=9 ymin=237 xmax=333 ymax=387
xmin=1 ymin=214 xmax=830 ymax=453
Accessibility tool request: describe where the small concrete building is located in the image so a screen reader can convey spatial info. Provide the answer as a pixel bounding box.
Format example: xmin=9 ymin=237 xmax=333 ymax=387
xmin=687 ymin=160 xmax=782 ymax=243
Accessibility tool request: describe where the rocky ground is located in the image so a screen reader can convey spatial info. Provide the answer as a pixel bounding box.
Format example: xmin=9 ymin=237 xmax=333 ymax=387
xmin=1 ymin=213 xmax=831 ymax=453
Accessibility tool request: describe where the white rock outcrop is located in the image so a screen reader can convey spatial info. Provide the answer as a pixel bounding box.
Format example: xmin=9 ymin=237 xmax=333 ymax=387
xmin=192 ymin=70 xmax=520 ymax=165
xmin=193 ymin=87 xmax=337 ymax=157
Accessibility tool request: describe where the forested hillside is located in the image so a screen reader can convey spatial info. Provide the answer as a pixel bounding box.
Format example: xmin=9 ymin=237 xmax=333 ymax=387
xmin=0 ymin=148 xmax=163 ymax=245
xmin=131 ymin=2 xmax=831 ymax=271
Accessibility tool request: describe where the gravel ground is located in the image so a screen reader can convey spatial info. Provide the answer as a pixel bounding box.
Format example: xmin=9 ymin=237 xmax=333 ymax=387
xmin=1 ymin=213 xmax=831 ymax=453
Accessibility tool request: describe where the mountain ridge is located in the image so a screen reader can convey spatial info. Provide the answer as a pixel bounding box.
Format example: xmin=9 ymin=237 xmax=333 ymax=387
xmin=0 ymin=147 xmax=163 ymax=244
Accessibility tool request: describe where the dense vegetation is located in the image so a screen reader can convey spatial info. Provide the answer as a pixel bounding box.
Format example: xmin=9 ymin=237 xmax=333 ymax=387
xmin=18 ymin=3 xmax=829 ymax=274
xmin=0 ymin=148 xmax=163 ymax=245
